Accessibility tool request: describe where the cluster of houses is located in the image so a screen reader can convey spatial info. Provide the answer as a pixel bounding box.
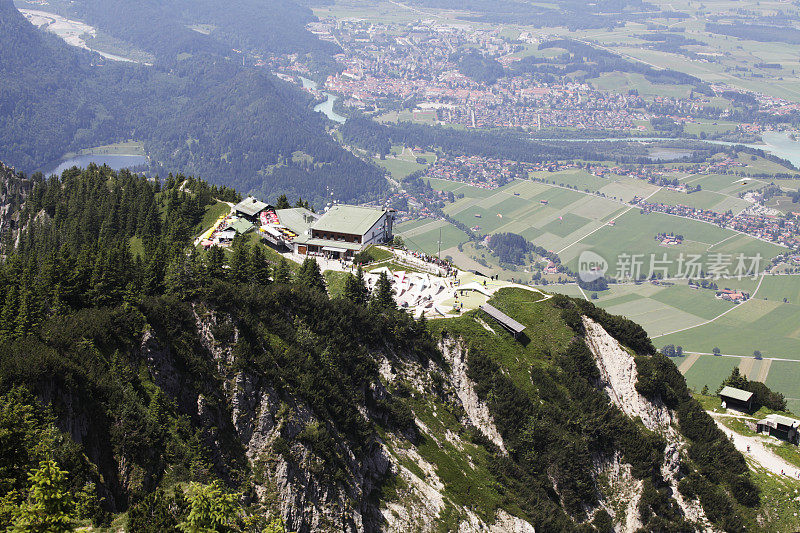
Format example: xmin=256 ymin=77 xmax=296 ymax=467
xmin=633 ymin=197 xmax=800 ymax=248
xmin=715 ymin=288 xmax=749 ymax=303
xmin=711 ymin=83 xmax=800 ymax=120
xmin=277 ymin=16 xmax=800 ymax=138
xmin=424 ymin=155 xmax=527 ymax=188
xmin=656 ymin=233 xmax=684 ymax=246
xmin=207 ymin=198 xmax=396 ymax=261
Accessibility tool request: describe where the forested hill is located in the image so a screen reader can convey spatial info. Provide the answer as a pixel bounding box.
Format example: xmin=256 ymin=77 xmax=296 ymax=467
xmin=0 ymin=164 xmax=765 ymax=532
xmin=52 ymin=0 xmax=339 ymax=62
xmin=0 ymin=0 xmax=384 ymax=205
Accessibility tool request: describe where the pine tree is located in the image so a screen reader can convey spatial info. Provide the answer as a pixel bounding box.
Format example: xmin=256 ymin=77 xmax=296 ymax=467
xmin=123 ymin=282 xmax=140 ymax=310
xmin=296 ymin=258 xmax=326 ymax=294
xmin=370 ymin=271 xmax=395 ymax=311
xmin=229 ymin=240 xmax=250 ymax=284
xmin=0 ymin=285 xmax=19 ymax=340
xmin=164 ymin=255 xmax=185 ymax=299
xmin=10 ymin=460 xmax=75 ymax=532
xmin=275 ymin=194 xmax=291 ymax=209
xmin=248 ymin=245 xmax=271 ymax=286
xmin=177 ymin=482 xmax=239 ymax=533
xmin=273 ymin=258 xmax=292 ymax=285
xmin=50 ymin=284 xmax=68 ymax=317
xmin=15 ymin=288 xmax=41 ymax=338
xmin=343 ymin=266 xmax=368 ymax=305
xmin=205 ymin=246 xmax=226 ymax=281
xmin=143 ymin=245 xmax=167 ymax=295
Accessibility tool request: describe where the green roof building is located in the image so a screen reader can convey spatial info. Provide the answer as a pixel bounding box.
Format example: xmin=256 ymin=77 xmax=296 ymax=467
xmin=719 ymin=386 xmax=753 ymax=412
xmin=233 ymin=197 xmax=269 ymax=219
xmin=266 ymin=204 xmax=394 ymax=259
xmin=229 ymin=218 xmax=255 ymax=234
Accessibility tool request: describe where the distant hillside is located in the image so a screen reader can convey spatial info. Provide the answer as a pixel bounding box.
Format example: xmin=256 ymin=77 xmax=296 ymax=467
xmin=38 ymin=0 xmax=339 ymax=62
xmin=0 ymin=0 xmax=383 ymax=205
xmin=0 ymin=164 xmax=774 ymax=532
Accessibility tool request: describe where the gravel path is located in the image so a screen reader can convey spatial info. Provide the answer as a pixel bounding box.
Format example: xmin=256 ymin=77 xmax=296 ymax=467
xmin=709 ymin=413 xmax=800 ymax=478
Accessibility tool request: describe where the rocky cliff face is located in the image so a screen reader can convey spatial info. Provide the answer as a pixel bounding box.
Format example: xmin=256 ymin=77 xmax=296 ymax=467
xmin=0 ymin=162 xmax=31 ymax=249
xmin=133 ymin=305 xmax=536 ymax=532
xmin=128 ymin=309 xmax=718 ymax=532
xmin=24 ymin=283 xmax=740 ymax=533
xmin=438 ymin=337 xmax=506 ymax=453
xmin=582 ymin=317 xmax=712 ymax=532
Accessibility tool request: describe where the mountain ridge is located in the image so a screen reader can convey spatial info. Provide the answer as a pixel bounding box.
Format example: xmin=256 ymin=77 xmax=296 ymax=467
xmin=0 ymin=165 xmax=769 ymax=531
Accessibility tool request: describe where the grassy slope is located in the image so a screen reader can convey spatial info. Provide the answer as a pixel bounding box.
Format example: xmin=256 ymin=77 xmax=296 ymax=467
xmin=429 ymin=288 xmax=573 ymax=402
xmin=425 ymin=288 xmax=799 ymax=530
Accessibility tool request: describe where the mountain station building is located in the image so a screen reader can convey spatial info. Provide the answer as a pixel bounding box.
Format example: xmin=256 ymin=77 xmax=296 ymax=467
xmin=233 ymin=197 xmax=269 ymax=223
xmin=259 ymin=204 xmax=395 ymax=260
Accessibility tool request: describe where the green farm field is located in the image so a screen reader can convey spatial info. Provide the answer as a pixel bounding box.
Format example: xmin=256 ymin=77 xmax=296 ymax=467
xmin=647 ymin=188 xmax=749 ymax=213
xmin=419 ymin=178 xmax=784 ymax=281
xmin=766 ymin=360 xmax=800 ymax=415
xmin=550 ymin=281 xmax=732 ymax=336
xmin=678 ymin=173 xmax=763 ymax=196
xmin=656 ymin=297 xmax=800 ymax=360
xmin=399 ymin=218 xmax=470 ymax=255
xmin=374 ymin=157 xmax=427 ymax=180
xmin=560 ymin=210 xmax=784 ymax=276
xmin=395 ymin=217 xmax=435 ymax=233
xmin=681 ymin=354 xmax=741 ymax=393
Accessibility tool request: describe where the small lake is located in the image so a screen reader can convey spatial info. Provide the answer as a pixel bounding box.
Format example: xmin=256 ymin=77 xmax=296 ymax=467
xmin=47 ymin=154 xmax=148 ymax=176
xmin=299 ymin=77 xmax=347 ymax=124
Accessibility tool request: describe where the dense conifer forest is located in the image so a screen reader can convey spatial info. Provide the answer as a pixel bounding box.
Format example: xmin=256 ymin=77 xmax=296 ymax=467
xmin=0 ymin=0 xmax=383 ymax=205
xmin=0 ymin=165 xmax=431 ymax=530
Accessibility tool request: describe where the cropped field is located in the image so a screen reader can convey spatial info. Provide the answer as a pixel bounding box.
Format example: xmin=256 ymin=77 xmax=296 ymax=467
xmin=656 ymin=297 xmax=800 ymax=360
xmin=681 ymin=354 xmax=741 ymax=393
xmin=765 ymin=360 xmax=800 ymax=409
xmin=418 ymin=177 xmax=784 ymax=288
xmin=648 ymin=188 xmax=749 ymax=214
xmin=754 ymin=275 xmax=800 ymax=304
xmin=400 ymin=219 xmax=470 ymax=255
xmin=561 ymin=210 xmax=783 ymax=276
xmin=533 ymin=169 xmax=610 ymax=193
